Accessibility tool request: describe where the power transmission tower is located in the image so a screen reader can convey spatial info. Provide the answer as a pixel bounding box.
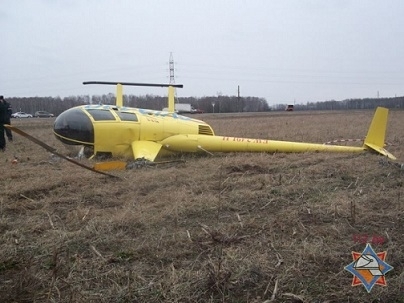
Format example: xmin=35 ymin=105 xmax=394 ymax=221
xmin=169 ymin=52 xmax=179 ymax=103
xmin=169 ymin=52 xmax=175 ymax=84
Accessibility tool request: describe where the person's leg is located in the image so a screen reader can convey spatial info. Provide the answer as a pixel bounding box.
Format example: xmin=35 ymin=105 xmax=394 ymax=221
xmin=0 ymin=124 xmax=6 ymax=151
xmin=5 ymin=120 xmax=12 ymax=141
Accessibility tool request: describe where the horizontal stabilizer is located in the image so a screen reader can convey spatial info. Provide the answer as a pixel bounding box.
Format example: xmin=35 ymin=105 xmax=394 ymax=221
xmin=364 ymin=143 xmax=396 ymax=160
xmin=132 ymin=141 xmax=162 ymax=161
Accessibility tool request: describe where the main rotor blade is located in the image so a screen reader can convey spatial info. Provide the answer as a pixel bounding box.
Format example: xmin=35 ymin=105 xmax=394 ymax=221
xmin=83 ymin=81 xmax=183 ymax=88
xmin=4 ymin=125 xmax=120 ymax=179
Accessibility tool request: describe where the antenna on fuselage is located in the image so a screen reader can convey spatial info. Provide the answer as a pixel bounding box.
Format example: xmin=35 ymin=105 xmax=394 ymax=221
xmin=82 ymin=81 xmax=183 ymax=109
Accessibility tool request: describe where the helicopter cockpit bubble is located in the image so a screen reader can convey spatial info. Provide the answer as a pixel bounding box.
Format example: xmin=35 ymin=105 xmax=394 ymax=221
xmin=54 ymin=107 xmax=94 ymax=145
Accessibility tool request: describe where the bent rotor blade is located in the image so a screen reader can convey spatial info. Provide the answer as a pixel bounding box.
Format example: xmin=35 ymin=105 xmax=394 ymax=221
xmin=4 ymin=125 xmax=120 ymax=179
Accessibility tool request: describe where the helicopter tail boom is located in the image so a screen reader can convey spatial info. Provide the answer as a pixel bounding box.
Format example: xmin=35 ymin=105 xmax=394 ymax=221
xmin=161 ymin=107 xmax=395 ymax=159
xmin=161 ymin=134 xmax=366 ymax=154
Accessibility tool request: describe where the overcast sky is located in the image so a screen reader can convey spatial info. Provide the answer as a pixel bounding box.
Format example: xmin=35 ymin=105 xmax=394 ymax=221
xmin=2 ymin=0 xmax=404 ymax=105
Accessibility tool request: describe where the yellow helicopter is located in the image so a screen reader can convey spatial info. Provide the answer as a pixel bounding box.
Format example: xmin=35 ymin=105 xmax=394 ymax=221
xmin=6 ymin=81 xmax=396 ymax=175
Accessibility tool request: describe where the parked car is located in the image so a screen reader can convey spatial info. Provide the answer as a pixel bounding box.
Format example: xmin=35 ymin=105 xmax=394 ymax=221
xmin=11 ymin=112 xmax=33 ymax=118
xmin=34 ymin=111 xmax=54 ymax=118
xmin=191 ymin=108 xmax=204 ymax=114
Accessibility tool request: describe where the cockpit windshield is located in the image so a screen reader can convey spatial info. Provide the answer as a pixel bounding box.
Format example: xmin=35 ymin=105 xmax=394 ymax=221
xmin=54 ymin=108 xmax=94 ymax=145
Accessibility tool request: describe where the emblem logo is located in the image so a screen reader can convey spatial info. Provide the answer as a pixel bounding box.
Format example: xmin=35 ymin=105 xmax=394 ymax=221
xmin=344 ymin=243 xmax=393 ymax=293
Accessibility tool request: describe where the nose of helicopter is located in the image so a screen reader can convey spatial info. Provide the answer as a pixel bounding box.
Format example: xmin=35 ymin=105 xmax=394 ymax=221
xmin=54 ymin=107 xmax=94 ymax=145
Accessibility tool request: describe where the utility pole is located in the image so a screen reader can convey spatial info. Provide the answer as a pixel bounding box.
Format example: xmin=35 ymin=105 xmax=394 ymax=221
xmin=238 ymin=85 xmax=241 ymax=112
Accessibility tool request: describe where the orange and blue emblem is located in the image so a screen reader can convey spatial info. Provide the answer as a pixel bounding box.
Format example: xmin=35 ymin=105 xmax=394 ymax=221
xmin=344 ymin=243 xmax=393 ymax=293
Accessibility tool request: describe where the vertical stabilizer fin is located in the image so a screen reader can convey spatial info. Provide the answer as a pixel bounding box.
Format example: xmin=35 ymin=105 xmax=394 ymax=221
xmin=363 ymin=107 xmax=396 ymax=160
xmin=364 ymin=107 xmax=388 ymax=148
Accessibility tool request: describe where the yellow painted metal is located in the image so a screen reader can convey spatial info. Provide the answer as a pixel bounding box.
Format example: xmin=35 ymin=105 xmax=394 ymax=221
xmin=364 ymin=143 xmax=396 ymax=160
xmin=77 ymin=104 xmax=209 ymax=159
xmin=53 ymin=103 xmax=396 ymax=172
xmin=92 ymin=116 xmax=140 ymax=158
xmin=160 ymin=107 xmax=395 ymax=158
xmin=116 ymin=83 xmax=123 ymax=107
xmin=364 ymin=107 xmax=387 ymax=148
xmin=88 ymin=106 xmax=395 ymax=161
xmin=168 ymin=86 xmax=175 ymax=112
xmin=362 ymin=107 xmax=396 ymax=160
xmin=132 ymin=141 xmax=162 ymax=161
xmin=161 ymin=134 xmax=366 ymax=154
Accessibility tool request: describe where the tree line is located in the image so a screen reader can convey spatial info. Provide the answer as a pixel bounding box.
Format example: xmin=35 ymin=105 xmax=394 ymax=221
xmin=6 ymin=94 xmax=404 ymax=116
xmin=274 ymin=96 xmax=404 ymax=111
xmin=7 ymin=94 xmax=270 ymax=115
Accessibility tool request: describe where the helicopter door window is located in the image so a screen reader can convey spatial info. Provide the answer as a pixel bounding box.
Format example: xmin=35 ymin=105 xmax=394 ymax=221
xmin=116 ymin=112 xmax=138 ymax=122
xmin=86 ymin=109 xmax=116 ymax=121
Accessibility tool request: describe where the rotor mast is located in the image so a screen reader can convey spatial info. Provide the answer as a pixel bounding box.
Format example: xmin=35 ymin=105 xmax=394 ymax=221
xmin=168 ymin=52 xmax=177 ymax=112
xmin=83 ymin=81 xmax=183 ymax=108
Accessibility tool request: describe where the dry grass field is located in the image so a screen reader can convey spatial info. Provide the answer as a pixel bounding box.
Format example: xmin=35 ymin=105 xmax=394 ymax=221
xmin=1 ymin=109 xmax=404 ymax=303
